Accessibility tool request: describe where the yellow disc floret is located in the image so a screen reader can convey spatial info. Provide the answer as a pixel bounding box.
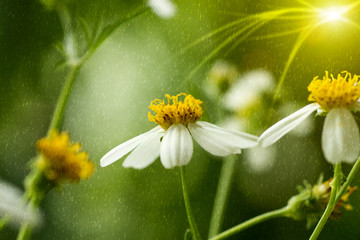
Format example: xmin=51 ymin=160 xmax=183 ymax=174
xmin=36 ymin=130 xmax=94 ymax=183
xmin=148 ymin=93 xmax=203 ymax=129
xmin=308 ymin=71 xmax=360 ymax=111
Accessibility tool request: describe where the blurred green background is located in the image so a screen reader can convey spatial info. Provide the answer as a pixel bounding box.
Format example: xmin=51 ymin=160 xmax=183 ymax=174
xmin=1 ymin=0 xmax=360 ymax=239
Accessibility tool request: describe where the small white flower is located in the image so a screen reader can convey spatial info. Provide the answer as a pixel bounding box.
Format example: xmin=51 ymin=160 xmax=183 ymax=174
xmin=205 ymin=60 xmax=239 ymax=97
xmin=224 ymin=69 xmax=274 ymax=111
xmin=148 ymin=0 xmax=176 ymax=19
xmin=100 ymin=93 xmax=258 ymax=169
xmin=258 ymin=71 xmax=360 ymax=164
xmin=0 ymin=181 xmax=42 ymax=228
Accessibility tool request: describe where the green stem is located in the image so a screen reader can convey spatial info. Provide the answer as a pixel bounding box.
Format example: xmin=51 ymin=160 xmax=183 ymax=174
xmin=47 ymin=65 xmax=81 ymax=135
xmin=335 ymin=156 xmax=360 ymax=203
xmin=210 ymin=206 xmax=291 ymax=240
xmin=17 ymin=170 xmax=53 ymax=240
xmin=208 ymin=155 xmax=237 ymax=238
xmin=16 ymin=199 xmax=38 ymax=240
xmin=180 ymin=166 xmax=202 ymax=240
xmin=309 ymin=162 xmax=342 ymax=240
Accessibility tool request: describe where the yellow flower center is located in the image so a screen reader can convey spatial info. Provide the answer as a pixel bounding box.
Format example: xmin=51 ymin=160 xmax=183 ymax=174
xmin=148 ymin=93 xmax=203 ymax=129
xmin=308 ymin=71 xmax=360 ymax=111
xmin=36 ymin=130 xmax=94 ymax=183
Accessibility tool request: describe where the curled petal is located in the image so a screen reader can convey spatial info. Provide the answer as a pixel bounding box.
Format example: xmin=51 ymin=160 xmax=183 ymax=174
xmin=160 ymin=124 xmax=193 ymax=169
xmin=100 ymin=126 xmax=163 ymax=167
xmin=122 ymin=130 xmax=163 ymax=169
xmin=188 ymin=121 xmax=258 ymax=157
xmin=322 ymin=108 xmax=360 ymax=164
xmin=258 ymin=103 xmax=320 ymax=147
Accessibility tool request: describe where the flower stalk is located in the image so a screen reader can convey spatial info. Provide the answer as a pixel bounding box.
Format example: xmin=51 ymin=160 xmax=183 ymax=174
xmin=180 ymin=166 xmax=202 ymax=240
xmin=309 ymin=162 xmax=342 ymax=240
xmin=210 ymin=206 xmax=291 ymax=240
xmin=16 ymin=168 xmax=54 ymax=240
xmin=335 ymin=156 xmax=360 ymax=203
xmin=16 ymin=63 xmax=81 ymax=240
xmin=208 ymin=155 xmax=237 ymax=238
xmin=47 ymin=64 xmax=81 ymax=134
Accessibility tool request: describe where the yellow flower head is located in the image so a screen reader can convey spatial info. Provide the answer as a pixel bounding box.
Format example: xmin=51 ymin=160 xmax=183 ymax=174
xmin=36 ymin=131 xmax=94 ymax=183
xmin=308 ymin=71 xmax=360 ymax=111
xmin=148 ymin=93 xmax=203 ymax=129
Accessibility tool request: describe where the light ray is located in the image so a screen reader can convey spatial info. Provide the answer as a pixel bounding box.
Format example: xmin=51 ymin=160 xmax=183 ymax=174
xmin=183 ymin=19 xmax=264 ymax=83
xmin=273 ymin=22 xmax=320 ymax=100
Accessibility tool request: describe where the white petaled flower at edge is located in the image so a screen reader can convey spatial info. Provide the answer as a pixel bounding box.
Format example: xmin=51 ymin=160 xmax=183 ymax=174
xmin=224 ymin=69 xmax=275 ymax=111
xmin=0 ymin=180 xmax=42 ymax=228
xmin=258 ymin=71 xmax=360 ymax=164
xmin=148 ymin=0 xmax=176 ymax=19
xmin=100 ymin=93 xmax=258 ymax=169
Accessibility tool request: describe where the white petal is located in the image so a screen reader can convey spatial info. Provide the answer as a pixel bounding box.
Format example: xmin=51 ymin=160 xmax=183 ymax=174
xmin=100 ymin=126 xmax=163 ymax=167
xmin=258 ymin=103 xmax=320 ymax=147
xmin=322 ymin=108 xmax=360 ymax=164
xmin=188 ymin=121 xmax=258 ymax=157
xmin=0 ymin=181 xmax=42 ymax=228
xmin=160 ymin=124 xmax=193 ymax=169
xmin=122 ymin=130 xmax=163 ymax=169
xmin=148 ymin=0 xmax=176 ymax=19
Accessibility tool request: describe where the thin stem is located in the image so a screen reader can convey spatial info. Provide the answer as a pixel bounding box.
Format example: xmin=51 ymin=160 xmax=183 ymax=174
xmin=309 ymin=162 xmax=342 ymax=240
xmin=47 ymin=65 xmax=81 ymax=135
xmin=210 ymin=206 xmax=290 ymax=240
xmin=17 ymin=170 xmax=52 ymax=240
xmin=16 ymin=200 xmax=37 ymax=240
xmin=180 ymin=166 xmax=202 ymax=240
xmin=208 ymin=155 xmax=237 ymax=238
xmin=335 ymin=156 xmax=360 ymax=203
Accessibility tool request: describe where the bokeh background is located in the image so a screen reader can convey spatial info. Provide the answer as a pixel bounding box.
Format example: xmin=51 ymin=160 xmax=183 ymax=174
xmin=2 ymin=0 xmax=360 ymax=239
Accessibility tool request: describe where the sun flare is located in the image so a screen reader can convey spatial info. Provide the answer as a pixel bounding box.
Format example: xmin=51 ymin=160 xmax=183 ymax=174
xmin=318 ymin=6 xmax=349 ymax=23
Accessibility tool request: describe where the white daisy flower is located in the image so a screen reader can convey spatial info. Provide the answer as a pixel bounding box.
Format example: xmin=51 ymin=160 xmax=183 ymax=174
xmin=100 ymin=93 xmax=258 ymax=169
xmin=148 ymin=0 xmax=176 ymax=19
xmin=0 ymin=180 xmax=42 ymax=228
xmin=258 ymin=71 xmax=360 ymax=164
xmin=224 ymin=69 xmax=275 ymax=111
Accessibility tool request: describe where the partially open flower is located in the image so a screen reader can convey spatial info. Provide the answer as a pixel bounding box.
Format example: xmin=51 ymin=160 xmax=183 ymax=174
xmin=36 ymin=131 xmax=94 ymax=183
xmin=259 ymin=71 xmax=360 ymax=164
xmin=100 ymin=93 xmax=258 ymax=169
xmin=286 ymin=177 xmax=356 ymax=228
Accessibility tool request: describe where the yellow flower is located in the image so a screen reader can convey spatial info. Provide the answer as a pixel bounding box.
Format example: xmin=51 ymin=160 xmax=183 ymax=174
xmin=36 ymin=131 xmax=94 ymax=183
